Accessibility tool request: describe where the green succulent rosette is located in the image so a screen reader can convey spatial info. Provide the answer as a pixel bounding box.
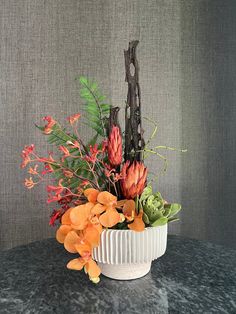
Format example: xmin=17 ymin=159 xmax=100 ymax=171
xmin=140 ymin=186 xmax=181 ymax=227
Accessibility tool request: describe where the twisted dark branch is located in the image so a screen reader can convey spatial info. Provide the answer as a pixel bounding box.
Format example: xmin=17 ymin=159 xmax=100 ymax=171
xmin=124 ymin=40 xmax=145 ymax=162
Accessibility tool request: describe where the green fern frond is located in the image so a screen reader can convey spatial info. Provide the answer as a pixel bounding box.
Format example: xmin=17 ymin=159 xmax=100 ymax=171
xmin=76 ymin=76 xmax=111 ymax=137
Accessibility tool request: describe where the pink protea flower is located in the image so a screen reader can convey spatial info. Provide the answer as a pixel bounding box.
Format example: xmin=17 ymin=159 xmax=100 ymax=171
xmin=108 ymin=126 xmax=122 ymax=166
xmin=120 ymin=161 xmax=147 ymax=199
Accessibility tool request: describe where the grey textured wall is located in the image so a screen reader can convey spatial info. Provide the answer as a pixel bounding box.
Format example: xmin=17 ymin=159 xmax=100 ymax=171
xmin=180 ymin=0 xmax=236 ymax=248
xmin=0 ymin=0 xmax=235 ymax=250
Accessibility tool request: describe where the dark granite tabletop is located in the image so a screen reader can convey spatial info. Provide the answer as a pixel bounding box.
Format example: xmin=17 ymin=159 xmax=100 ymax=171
xmin=0 ymin=236 xmax=235 ymax=314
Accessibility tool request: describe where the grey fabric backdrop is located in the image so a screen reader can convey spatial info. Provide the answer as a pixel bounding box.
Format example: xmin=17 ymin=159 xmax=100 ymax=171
xmin=0 ymin=0 xmax=235 ymax=250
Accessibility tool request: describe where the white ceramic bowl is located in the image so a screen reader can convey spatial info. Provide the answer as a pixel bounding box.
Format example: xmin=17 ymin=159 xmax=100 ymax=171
xmin=92 ymin=224 xmax=167 ymax=280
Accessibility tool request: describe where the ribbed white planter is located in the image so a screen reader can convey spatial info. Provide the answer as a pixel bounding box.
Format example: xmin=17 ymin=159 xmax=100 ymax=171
xmin=92 ymin=224 xmax=167 ymax=280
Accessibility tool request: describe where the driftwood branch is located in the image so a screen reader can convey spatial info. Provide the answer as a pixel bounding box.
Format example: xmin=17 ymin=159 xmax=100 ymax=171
xmin=124 ymin=40 xmax=145 ymax=162
xmin=108 ymin=107 xmax=120 ymax=134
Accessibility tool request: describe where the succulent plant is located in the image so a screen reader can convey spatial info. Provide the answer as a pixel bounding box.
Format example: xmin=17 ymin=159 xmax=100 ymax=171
xmin=140 ymin=186 xmax=181 ymax=227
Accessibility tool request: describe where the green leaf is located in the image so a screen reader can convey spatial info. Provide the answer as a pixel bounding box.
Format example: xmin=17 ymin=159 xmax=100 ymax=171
xmin=79 ymin=76 xmax=88 ymax=85
xmin=67 ymin=178 xmax=80 ymax=190
xmin=143 ymin=212 xmax=150 ymax=225
xmin=168 ymin=203 xmax=181 ymax=218
xmin=83 ymin=122 xmax=104 ymax=136
xmin=151 ymin=217 xmax=168 ymax=227
xmin=80 ymin=89 xmax=94 ymax=101
xmin=163 ymin=207 xmax=171 ymax=217
xmin=113 ymin=221 xmax=128 ymax=230
xmin=100 ymin=104 xmax=110 ymax=112
xmin=85 ymin=105 xmax=99 ymax=115
xmin=168 ymin=217 xmax=180 ymax=223
xmin=140 ymin=186 xmax=152 ymax=202
xmin=35 ymin=124 xmax=44 ymax=131
xmin=78 ymin=76 xmax=111 ymax=137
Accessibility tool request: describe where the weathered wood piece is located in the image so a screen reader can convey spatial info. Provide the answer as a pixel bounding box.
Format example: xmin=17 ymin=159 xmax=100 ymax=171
xmin=124 ymin=40 xmax=145 ymax=162
xmin=107 ymin=106 xmax=120 ymax=135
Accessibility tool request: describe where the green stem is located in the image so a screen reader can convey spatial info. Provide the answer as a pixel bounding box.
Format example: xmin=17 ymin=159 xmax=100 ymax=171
xmin=144 ymin=149 xmax=168 ymax=172
xmin=154 ymin=146 xmax=187 ymax=153
xmin=135 ymin=196 xmax=139 ymax=213
xmin=143 ymin=117 xmax=158 ymax=148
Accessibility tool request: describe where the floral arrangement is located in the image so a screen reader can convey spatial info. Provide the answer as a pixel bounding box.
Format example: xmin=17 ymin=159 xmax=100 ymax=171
xmin=21 ymin=45 xmax=185 ymax=283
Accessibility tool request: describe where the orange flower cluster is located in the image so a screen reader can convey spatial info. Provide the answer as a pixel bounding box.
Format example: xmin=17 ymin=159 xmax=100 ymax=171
xmin=56 ymin=188 xmax=145 ymax=283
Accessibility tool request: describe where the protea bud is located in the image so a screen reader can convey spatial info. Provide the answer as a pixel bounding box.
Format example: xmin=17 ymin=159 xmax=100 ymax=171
xmin=120 ymin=161 xmax=147 ymax=199
xmin=108 ymin=125 xmax=122 ymax=166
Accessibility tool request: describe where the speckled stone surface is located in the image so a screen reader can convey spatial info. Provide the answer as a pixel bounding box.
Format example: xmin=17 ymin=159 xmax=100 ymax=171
xmin=0 ymin=236 xmax=235 ymax=314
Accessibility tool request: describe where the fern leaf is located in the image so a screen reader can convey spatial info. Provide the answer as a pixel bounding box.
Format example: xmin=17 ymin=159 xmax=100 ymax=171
xmin=78 ymin=76 xmax=111 ymax=137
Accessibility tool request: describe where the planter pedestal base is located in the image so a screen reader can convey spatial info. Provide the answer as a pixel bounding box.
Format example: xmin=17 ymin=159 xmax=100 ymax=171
xmin=98 ymin=262 xmax=151 ymax=280
xmin=93 ymin=225 xmax=168 ymax=281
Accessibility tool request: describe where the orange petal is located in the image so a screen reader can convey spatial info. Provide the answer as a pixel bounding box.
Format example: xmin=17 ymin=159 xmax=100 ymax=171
xmin=56 ymin=225 xmax=72 ymax=243
xmin=122 ymin=200 xmax=135 ymax=220
xmin=70 ymin=203 xmax=93 ymax=230
xmin=61 ymin=208 xmax=72 ymax=225
xmin=71 ymin=222 xmax=87 ymax=230
xmin=128 ymin=211 xmax=145 ymax=232
xmin=67 ymin=258 xmax=86 ymax=270
xmin=85 ymin=260 xmax=101 ymax=278
xmin=84 ymin=225 xmax=100 ymax=247
xmin=64 ymin=230 xmax=80 ymax=253
xmin=93 ymin=223 xmax=103 ymax=234
xmin=75 ymin=241 xmax=91 ymax=256
xmin=89 ymin=215 xmax=100 ymax=225
xmin=91 ymin=203 xmax=106 ymax=215
xmin=97 ymin=191 xmax=117 ymax=205
xmin=116 ymin=199 xmax=127 ymax=207
xmin=84 ymin=188 xmax=99 ymax=203
xmin=99 ymin=209 xmax=120 ymax=228
xmin=89 ymin=216 xmax=103 ymax=234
